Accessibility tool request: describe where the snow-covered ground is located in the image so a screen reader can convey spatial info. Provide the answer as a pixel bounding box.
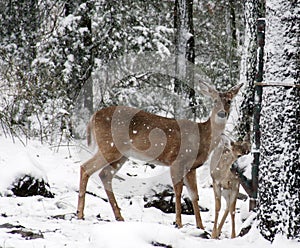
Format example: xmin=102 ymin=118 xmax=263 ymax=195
xmin=0 ymin=135 xmax=298 ymax=247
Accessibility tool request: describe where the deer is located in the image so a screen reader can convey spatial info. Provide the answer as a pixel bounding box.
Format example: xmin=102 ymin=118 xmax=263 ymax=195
xmin=77 ymin=81 xmax=243 ymax=230
xmin=210 ymin=135 xmax=251 ymax=239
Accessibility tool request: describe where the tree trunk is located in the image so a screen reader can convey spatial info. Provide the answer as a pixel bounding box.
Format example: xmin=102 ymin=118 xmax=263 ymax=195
xmin=79 ymin=0 xmax=94 ymax=116
xmin=236 ymin=0 xmax=260 ymax=141
xmin=258 ymin=0 xmax=300 ymax=242
xmin=174 ymin=0 xmax=195 ymax=82
xmin=174 ymin=0 xmax=195 ymax=118
xmin=226 ymin=0 xmax=238 ymax=84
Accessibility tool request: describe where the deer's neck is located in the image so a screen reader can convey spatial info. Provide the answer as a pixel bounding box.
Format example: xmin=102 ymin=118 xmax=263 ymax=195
xmin=178 ymin=114 xmax=227 ymax=169
xmin=194 ymin=120 xmax=212 ymax=166
xmin=207 ymin=116 xmax=227 ymax=155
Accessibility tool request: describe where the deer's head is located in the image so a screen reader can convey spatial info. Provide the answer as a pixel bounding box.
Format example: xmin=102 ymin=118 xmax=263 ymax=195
xmin=231 ymin=140 xmax=251 ymax=158
xmin=199 ymin=81 xmax=243 ymax=126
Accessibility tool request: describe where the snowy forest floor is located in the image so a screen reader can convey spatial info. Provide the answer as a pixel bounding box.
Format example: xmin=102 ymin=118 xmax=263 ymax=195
xmin=0 ymin=136 xmax=298 ymax=248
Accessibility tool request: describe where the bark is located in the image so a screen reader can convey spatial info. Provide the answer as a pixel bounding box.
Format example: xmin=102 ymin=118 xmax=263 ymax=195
xmin=226 ymin=0 xmax=238 ymax=83
xmin=174 ymin=0 xmax=195 ymax=119
xmin=236 ymin=0 xmax=260 ymax=141
xmin=258 ymin=0 xmax=300 ymax=242
xmin=174 ymin=0 xmax=195 ymax=87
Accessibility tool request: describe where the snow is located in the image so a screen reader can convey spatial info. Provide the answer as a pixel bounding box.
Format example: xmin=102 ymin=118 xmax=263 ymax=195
xmin=90 ymin=222 xmax=185 ymax=248
xmin=237 ymin=153 xmax=253 ymax=180
xmin=264 ymin=0 xmax=298 ymax=85
xmin=0 ymin=135 xmax=298 ymax=247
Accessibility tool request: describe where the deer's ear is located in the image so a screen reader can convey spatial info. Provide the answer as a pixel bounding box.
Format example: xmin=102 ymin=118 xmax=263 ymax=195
xmin=199 ymin=81 xmax=218 ymax=98
xmin=228 ymin=83 xmax=243 ymax=96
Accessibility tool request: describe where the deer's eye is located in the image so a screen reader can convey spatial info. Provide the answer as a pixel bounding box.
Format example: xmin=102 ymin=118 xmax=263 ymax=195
xmin=227 ymin=99 xmax=231 ymax=105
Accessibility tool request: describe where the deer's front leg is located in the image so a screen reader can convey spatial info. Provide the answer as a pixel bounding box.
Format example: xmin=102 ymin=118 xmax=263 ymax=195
xmin=185 ymin=169 xmax=204 ymax=229
xmin=212 ymin=183 xmax=221 ymax=239
xmin=229 ymin=190 xmax=238 ymax=238
xmin=230 ymin=202 xmax=237 ymax=238
xmin=170 ymin=165 xmax=185 ymax=228
xmin=172 ymin=181 xmax=184 ymax=228
xmin=217 ymin=206 xmax=229 ymax=238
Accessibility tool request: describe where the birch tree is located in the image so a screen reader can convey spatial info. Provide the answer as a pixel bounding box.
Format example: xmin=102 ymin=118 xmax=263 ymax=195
xmin=258 ymin=0 xmax=300 ymax=242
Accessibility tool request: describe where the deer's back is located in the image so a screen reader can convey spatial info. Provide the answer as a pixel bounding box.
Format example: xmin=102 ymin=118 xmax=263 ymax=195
xmin=92 ymin=106 xmax=211 ymax=167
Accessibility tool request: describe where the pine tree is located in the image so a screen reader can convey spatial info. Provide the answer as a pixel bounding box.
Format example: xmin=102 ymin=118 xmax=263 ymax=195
xmin=0 ymin=0 xmax=39 ymax=70
xmin=0 ymin=0 xmax=41 ymax=139
xmin=258 ymin=0 xmax=300 ymax=242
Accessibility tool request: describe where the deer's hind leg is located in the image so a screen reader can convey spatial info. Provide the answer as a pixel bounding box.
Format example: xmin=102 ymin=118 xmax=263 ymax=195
xmin=77 ymin=152 xmax=108 ymax=219
xmin=99 ymin=157 xmax=127 ymax=221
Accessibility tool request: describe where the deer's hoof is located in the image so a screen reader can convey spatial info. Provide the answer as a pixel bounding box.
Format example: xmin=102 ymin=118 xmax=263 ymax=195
xmin=77 ymin=215 xmax=84 ymax=220
xmin=116 ymin=216 xmax=125 ymax=221
xmin=77 ymin=211 xmax=84 ymax=220
xmin=197 ymin=224 xmax=205 ymax=230
xmin=211 ymin=231 xmax=219 ymax=239
xmin=173 ymin=222 xmax=183 ymax=229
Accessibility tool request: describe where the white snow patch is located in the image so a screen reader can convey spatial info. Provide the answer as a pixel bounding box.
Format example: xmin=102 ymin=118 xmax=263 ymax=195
xmin=90 ymin=222 xmax=185 ymax=248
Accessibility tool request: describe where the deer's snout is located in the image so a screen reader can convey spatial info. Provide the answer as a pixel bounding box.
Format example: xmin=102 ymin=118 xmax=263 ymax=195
xmin=217 ymin=110 xmax=227 ymax=119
